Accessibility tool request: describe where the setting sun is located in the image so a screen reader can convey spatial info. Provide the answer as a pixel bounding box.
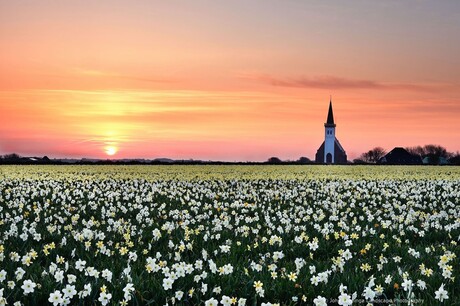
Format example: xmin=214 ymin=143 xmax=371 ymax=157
xmin=105 ymin=146 xmax=118 ymax=156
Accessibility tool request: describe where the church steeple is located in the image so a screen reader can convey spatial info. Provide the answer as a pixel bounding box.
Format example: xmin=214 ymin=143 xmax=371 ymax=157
xmin=315 ymin=97 xmax=347 ymax=164
xmin=325 ymin=98 xmax=336 ymax=127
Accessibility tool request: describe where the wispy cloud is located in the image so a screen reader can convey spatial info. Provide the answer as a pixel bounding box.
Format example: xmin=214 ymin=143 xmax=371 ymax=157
xmin=71 ymin=68 xmax=177 ymax=84
xmin=241 ymin=73 xmax=446 ymax=92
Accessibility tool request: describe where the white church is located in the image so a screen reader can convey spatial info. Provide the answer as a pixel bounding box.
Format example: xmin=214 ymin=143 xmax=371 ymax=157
xmin=315 ymin=99 xmax=347 ymax=164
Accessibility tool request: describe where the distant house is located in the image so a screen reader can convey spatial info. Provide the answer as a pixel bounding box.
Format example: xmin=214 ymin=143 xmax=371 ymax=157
xmin=379 ymin=147 xmax=422 ymax=165
xmin=315 ymin=99 xmax=347 ymax=164
xmin=422 ymin=156 xmax=449 ymax=165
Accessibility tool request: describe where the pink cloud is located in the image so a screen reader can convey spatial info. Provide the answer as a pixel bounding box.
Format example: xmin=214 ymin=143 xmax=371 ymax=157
xmin=242 ymin=73 xmax=446 ymax=92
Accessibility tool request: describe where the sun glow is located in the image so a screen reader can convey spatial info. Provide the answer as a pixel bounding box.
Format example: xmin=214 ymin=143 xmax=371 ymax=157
xmin=105 ymin=146 xmax=118 ymax=156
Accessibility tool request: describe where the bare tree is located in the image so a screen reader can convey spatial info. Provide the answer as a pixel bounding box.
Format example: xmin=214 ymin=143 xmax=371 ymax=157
xmin=423 ymin=144 xmax=449 ymax=164
xmin=406 ymin=144 xmax=449 ymax=164
xmin=2 ymin=153 xmax=21 ymax=160
xmin=449 ymin=151 xmax=460 ymax=165
xmin=359 ymin=147 xmax=387 ymax=163
xmin=406 ymin=146 xmax=426 ymax=158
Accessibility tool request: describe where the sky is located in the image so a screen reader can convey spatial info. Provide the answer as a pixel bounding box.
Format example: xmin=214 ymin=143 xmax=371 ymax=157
xmin=1 ymin=0 xmax=459 ymax=161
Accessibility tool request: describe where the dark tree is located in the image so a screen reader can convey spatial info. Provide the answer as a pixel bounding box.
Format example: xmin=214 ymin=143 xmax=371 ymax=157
xmin=406 ymin=146 xmax=426 ymax=158
xmin=267 ymin=157 xmax=282 ymax=164
xmin=423 ymin=144 xmax=449 ymax=165
xmin=359 ymin=147 xmax=387 ymax=163
xmin=3 ymin=153 xmax=21 ymax=160
xmin=407 ymin=144 xmax=450 ymax=164
xmin=449 ymin=152 xmax=460 ymax=165
xmin=297 ymin=157 xmax=311 ymax=164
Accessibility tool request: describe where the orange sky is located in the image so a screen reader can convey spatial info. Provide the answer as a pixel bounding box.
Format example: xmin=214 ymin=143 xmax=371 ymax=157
xmin=1 ymin=1 xmax=459 ymax=161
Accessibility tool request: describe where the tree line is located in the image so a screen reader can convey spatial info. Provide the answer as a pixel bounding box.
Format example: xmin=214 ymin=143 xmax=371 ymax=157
xmin=353 ymin=144 xmax=459 ymax=165
xmin=268 ymin=144 xmax=459 ymax=165
xmin=1 ymin=144 xmax=460 ymax=165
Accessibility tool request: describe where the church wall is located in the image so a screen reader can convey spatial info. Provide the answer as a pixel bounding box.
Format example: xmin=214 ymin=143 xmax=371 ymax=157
xmin=334 ymin=145 xmax=347 ymax=164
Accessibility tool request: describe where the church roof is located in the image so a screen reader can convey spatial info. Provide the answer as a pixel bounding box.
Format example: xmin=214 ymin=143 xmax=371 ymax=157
xmin=379 ymin=147 xmax=422 ymax=165
xmin=334 ymin=138 xmax=345 ymax=153
xmin=315 ymin=137 xmax=348 ymax=164
xmin=315 ymin=138 xmax=347 ymax=155
xmin=325 ymin=100 xmax=336 ymax=127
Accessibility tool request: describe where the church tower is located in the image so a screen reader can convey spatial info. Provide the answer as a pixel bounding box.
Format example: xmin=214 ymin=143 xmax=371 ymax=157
xmin=315 ymin=98 xmax=347 ymax=164
xmin=324 ymin=100 xmax=336 ymax=163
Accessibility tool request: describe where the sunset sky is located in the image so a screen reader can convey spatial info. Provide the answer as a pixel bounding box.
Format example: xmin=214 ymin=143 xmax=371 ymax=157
xmin=1 ymin=1 xmax=459 ymax=161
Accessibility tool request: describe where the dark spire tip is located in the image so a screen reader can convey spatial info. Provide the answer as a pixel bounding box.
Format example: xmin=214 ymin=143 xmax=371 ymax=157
xmin=326 ymin=99 xmax=335 ymax=125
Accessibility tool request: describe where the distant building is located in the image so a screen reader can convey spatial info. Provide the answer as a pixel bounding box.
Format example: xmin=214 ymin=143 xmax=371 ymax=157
xmin=422 ymin=156 xmax=449 ymax=165
xmin=315 ymin=100 xmax=347 ymax=164
xmin=379 ymin=147 xmax=422 ymax=165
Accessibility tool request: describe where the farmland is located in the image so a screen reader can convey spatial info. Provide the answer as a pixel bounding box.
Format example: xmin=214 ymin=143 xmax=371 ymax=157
xmin=0 ymin=165 xmax=459 ymax=305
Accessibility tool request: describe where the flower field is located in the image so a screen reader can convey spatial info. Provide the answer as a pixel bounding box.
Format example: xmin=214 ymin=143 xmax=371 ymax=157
xmin=0 ymin=165 xmax=459 ymax=305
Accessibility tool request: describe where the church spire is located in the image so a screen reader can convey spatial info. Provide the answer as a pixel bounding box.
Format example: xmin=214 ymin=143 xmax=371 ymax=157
xmin=325 ymin=98 xmax=336 ymax=127
xmin=315 ymin=97 xmax=347 ymax=164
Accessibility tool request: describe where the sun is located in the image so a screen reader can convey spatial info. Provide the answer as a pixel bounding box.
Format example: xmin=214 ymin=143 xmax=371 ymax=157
xmin=104 ymin=146 xmax=118 ymax=156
